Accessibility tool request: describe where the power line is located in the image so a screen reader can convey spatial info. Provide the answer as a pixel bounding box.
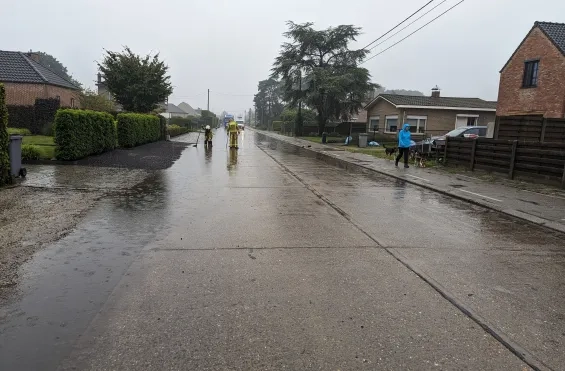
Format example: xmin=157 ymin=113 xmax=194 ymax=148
xmin=169 ymin=92 xmax=207 ymax=99
xmin=211 ymin=91 xmax=255 ymax=97
xmin=362 ymin=0 xmax=435 ymax=50
xmin=362 ymin=0 xmax=465 ymax=64
xmin=368 ymin=0 xmax=449 ymax=51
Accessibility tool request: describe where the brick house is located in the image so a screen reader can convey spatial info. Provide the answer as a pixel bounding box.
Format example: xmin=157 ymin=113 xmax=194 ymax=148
xmin=364 ymin=88 xmax=497 ymax=138
xmin=497 ymin=22 xmax=565 ymax=118
xmin=0 ymin=51 xmax=80 ymax=108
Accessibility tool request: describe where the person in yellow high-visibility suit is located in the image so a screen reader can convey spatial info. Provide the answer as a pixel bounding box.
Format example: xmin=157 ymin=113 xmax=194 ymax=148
xmin=227 ymin=118 xmax=239 ymax=149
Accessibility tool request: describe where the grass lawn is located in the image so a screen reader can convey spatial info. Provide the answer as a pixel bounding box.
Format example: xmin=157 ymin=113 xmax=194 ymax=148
xmin=22 ymin=135 xmax=55 ymax=160
xmin=344 ymin=146 xmax=439 ymax=168
xmin=302 ymin=136 xmax=322 ymax=143
xmin=344 ymin=146 xmax=393 ymax=161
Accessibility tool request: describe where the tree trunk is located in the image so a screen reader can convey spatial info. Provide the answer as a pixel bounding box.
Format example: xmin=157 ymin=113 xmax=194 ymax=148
xmin=295 ymin=101 xmax=303 ymax=137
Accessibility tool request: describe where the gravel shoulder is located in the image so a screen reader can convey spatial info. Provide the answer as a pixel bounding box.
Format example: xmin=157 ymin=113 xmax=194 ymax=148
xmin=0 ymin=187 xmax=101 ymax=296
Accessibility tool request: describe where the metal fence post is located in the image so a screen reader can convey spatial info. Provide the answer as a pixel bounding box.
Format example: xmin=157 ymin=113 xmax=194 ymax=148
xmin=470 ymin=138 xmax=477 ymax=171
xmin=509 ymin=140 xmax=518 ymax=180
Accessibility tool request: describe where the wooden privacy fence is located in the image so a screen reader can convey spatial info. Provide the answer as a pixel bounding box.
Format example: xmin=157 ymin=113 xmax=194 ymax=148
xmin=445 ymin=137 xmax=565 ymax=187
xmin=496 ymin=116 xmax=565 ymax=143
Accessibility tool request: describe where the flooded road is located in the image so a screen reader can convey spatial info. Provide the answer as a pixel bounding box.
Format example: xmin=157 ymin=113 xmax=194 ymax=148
xmin=1 ymin=129 xmax=563 ymax=370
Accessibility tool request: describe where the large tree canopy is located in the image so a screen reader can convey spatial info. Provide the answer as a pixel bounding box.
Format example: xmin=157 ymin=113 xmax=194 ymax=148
xmin=98 ymin=47 xmax=173 ymax=113
xmin=272 ymin=22 xmax=377 ymax=134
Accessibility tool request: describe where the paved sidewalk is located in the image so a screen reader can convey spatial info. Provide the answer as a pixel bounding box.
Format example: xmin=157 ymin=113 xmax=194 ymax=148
xmin=257 ymin=130 xmax=565 ymax=234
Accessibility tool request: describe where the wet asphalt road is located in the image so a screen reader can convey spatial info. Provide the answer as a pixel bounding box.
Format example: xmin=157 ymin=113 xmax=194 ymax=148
xmin=1 ymin=129 xmax=564 ymax=370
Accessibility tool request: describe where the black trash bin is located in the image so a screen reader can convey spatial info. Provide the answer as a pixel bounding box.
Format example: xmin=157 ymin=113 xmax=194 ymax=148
xmin=321 ymin=132 xmax=327 ymax=144
xmin=8 ymin=135 xmax=26 ymax=178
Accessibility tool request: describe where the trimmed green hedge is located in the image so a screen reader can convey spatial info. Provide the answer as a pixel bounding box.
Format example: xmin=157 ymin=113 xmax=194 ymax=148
xmin=0 ymin=84 xmax=11 ymax=185
xmin=8 ymin=127 xmax=32 ymax=136
xmin=54 ymin=109 xmax=117 ymax=160
xmin=167 ymin=124 xmax=189 ymax=137
xmin=117 ymin=113 xmax=160 ymax=148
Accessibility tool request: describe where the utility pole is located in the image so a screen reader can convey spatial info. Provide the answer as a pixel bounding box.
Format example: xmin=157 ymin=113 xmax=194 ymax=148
xmin=207 ymin=89 xmax=210 ymax=111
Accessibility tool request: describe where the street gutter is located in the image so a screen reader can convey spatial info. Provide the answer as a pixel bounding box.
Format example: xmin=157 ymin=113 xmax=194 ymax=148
xmin=254 ymin=129 xmax=565 ymax=235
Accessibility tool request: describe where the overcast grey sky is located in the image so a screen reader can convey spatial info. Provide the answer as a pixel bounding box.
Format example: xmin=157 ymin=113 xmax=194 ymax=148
xmin=3 ymin=0 xmax=564 ymax=116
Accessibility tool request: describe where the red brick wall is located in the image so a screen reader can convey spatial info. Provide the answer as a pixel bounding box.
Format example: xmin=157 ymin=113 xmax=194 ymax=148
xmin=3 ymin=83 xmax=47 ymax=105
xmin=3 ymin=82 xmax=80 ymax=108
xmin=497 ymin=27 xmax=565 ymax=118
xmin=46 ymin=85 xmax=80 ymax=108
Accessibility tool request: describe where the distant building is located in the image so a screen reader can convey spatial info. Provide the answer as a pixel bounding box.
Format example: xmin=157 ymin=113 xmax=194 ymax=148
xmin=160 ymin=103 xmax=190 ymax=118
xmin=178 ymin=102 xmax=200 ymax=117
xmin=0 ymin=50 xmax=81 ymax=107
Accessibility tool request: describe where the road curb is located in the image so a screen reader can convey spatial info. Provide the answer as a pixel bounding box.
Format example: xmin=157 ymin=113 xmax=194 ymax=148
xmin=255 ymin=130 xmax=565 ymax=235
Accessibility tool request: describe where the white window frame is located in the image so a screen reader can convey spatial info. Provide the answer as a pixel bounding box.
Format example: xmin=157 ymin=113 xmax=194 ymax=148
xmin=456 ymin=114 xmax=479 ymax=128
xmin=406 ymin=115 xmax=427 ymax=134
xmin=384 ymin=115 xmax=399 ymax=133
xmin=368 ymin=116 xmax=380 ymax=132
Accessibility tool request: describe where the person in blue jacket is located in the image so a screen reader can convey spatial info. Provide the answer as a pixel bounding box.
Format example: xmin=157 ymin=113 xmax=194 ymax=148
xmin=395 ymin=123 xmax=412 ymax=168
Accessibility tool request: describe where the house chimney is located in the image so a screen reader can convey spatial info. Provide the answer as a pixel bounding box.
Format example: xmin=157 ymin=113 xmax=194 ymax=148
xmin=26 ymin=51 xmax=41 ymax=63
xmin=431 ymin=85 xmax=440 ymax=98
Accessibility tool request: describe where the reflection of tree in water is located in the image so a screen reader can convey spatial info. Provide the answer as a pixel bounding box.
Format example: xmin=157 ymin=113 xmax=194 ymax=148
xmin=227 ymin=148 xmax=238 ymax=173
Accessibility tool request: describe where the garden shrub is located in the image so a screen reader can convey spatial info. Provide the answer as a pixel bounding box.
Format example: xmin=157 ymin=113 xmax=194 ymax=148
xmin=54 ymin=109 xmax=116 ymax=160
xmin=21 ymin=145 xmax=41 ymax=160
xmin=7 ymin=128 xmax=32 ymax=136
xmin=0 ymin=84 xmax=11 ymax=185
xmin=117 ymin=113 xmax=160 ymax=148
xmin=167 ymin=124 xmax=189 ymax=137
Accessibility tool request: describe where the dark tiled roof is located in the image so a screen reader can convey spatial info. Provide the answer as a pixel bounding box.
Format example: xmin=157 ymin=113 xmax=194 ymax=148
xmin=536 ymin=21 xmax=565 ymax=55
xmin=0 ymin=51 xmax=80 ymax=90
xmin=373 ymin=94 xmax=497 ymax=110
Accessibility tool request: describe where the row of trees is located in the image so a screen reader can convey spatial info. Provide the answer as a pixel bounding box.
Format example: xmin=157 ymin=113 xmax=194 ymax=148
xmin=255 ymin=22 xmax=377 ymax=136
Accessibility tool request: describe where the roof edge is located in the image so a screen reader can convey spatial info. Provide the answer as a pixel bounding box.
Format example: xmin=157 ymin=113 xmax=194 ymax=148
xmin=536 ymin=21 xmax=565 ymax=56
xmin=500 ymin=22 xmax=565 ymax=73
xmin=22 ymin=52 xmax=81 ymax=90
xmin=19 ymin=52 xmax=48 ymax=84
xmin=364 ymin=95 xmax=398 ymax=110
xmin=396 ymin=105 xmax=496 ymax=112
